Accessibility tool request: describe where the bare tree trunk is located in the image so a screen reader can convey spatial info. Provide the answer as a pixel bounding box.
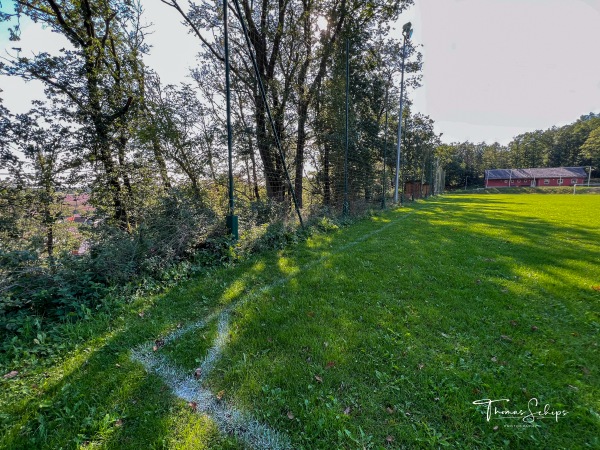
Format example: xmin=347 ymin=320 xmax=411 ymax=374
xmin=151 ymin=134 xmax=171 ymax=190
xmin=323 ymin=143 xmax=331 ymax=206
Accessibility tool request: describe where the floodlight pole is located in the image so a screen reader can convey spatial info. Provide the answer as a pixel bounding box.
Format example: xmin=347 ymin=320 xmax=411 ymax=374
xmin=394 ymin=22 xmax=412 ymax=204
xmin=224 ymin=0 xmax=238 ymax=239
xmin=382 ymin=81 xmax=389 ymax=208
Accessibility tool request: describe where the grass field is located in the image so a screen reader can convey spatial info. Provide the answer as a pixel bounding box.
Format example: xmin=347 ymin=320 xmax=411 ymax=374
xmin=1 ymin=194 xmax=599 ymax=449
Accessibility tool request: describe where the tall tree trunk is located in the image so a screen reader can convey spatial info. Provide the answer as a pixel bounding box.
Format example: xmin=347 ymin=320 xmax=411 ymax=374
xmin=255 ymin=90 xmax=285 ymax=201
xmin=295 ymin=99 xmax=309 ymax=208
xmin=151 ymin=135 xmax=172 ymax=190
xmin=323 ymin=143 xmax=331 ymax=205
xmin=248 ymin=137 xmax=260 ymax=200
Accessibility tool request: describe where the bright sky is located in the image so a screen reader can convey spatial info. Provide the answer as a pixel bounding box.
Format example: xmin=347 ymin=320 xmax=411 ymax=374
xmin=406 ymin=0 xmax=600 ymax=144
xmin=1 ymin=0 xmax=600 ymax=145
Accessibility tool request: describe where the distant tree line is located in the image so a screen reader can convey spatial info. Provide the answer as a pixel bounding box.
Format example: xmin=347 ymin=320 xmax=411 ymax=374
xmin=436 ymin=113 xmax=600 ymax=188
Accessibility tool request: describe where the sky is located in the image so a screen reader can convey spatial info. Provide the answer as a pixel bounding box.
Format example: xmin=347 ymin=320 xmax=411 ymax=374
xmin=1 ymin=0 xmax=600 ymax=145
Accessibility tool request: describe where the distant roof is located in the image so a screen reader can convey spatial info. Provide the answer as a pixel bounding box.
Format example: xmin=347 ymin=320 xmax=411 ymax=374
xmin=485 ymin=167 xmax=587 ymax=180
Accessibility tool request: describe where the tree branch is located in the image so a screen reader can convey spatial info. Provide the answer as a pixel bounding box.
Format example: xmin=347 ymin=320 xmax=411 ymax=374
xmin=159 ymin=0 xmax=224 ymax=63
xmin=34 ymin=0 xmax=85 ymax=47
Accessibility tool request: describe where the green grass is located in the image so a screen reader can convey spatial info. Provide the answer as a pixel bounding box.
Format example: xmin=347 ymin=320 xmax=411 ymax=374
xmin=1 ymin=194 xmax=598 ymax=449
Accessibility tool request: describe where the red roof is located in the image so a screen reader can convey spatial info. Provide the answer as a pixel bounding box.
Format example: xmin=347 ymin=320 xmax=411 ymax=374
xmin=485 ymin=167 xmax=587 ymax=180
xmin=62 ymin=193 xmax=94 ymax=213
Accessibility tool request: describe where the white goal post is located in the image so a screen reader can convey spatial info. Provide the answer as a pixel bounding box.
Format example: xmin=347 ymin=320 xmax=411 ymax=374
xmin=573 ymin=183 xmax=600 ymax=194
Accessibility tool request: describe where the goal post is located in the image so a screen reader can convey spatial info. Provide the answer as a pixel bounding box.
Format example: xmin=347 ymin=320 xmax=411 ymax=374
xmin=573 ymin=183 xmax=600 ymax=194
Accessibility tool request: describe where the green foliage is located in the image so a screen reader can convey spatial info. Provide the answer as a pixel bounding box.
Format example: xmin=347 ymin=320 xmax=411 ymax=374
xmin=0 ymin=249 xmax=109 ymax=325
xmin=581 ymin=126 xmax=600 ymax=168
xmin=89 ymin=191 xmax=217 ymax=283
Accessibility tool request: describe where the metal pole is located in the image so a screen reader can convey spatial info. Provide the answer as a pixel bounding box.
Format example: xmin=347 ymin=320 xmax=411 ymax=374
xmin=394 ymin=32 xmax=408 ymax=204
xmin=382 ymin=82 xmax=389 ymax=208
xmin=343 ymin=38 xmax=350 ymax=216
xmin=224 ymin=0 xmax=238 ymax=239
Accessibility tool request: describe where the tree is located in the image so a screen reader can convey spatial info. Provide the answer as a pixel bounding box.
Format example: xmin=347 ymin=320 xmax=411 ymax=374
xmin=160 ymin=0 xmax=415 ymax=209
xmin=144 ymin=81 xmax=216 ymax=201
xmin=2 ymin=0 xmax=149 ymax=230
xmin=581 ymin=126 xmax=600 ymax=172
xmin=7 ymin=107 xmax=80 ymax=264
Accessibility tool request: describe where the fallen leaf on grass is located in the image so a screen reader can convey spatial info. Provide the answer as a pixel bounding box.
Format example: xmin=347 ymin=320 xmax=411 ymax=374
xmin=386 ymin=435 xmax=394 ymax=443
xmin=307 ymin=311 xmax=315 ymax=318
xmin=3 ymin=371 xmax=18 ymax=379
xmin=510 ymin=320 xmax=518 ymax=327
xmin=493 ymin=425 xmax=499 ymax=431
xmin=343 ymin=407 xmax=351 ymax=415
xmin=386 ymin=406 xmax=395 ymax=414
xmin=531 ymin=325 xmax=538 ymax=331
xmin=194 ymin=368 xmax=202 ymax=379
xmin=216 ymin=390 xmax=225 ymax=401
xmin=287 ymin=411 xmax=294 ymax=420
xmin=491 ymin=356 xmax=498 ymax=363
xmin=417 ymin=363 xmax=425 ymax=370
xmin=314 ymin=375 xmax=323 ymax=383
xmin=592 ymin=285 xmax=600 ymax=291
xmin=153 ymin=339 xmax=165 ymax=352
xmin=325 ymin=361 xmax=336 ymax=369
xmin=188 ymin=401 xmax=198 ymax=412
xmin=138 ymin=311 xmax=145 ymax=318
xmin=115 ymin=418 xmax=123 ymax=427
xmin=500 ymin=335 xmax=513 ymax=342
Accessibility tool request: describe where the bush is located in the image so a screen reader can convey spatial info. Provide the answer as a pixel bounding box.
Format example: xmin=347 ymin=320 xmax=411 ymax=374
xmin=0 ymin=250 xmax=109 ymax=330
xmin=87 ymin=191 xmax=218 ymax=283
xmin=0 ymin=191 xmax=221 ymax=332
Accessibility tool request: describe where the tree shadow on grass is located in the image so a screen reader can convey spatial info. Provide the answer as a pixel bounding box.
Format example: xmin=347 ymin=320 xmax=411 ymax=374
xmin=202 ymin=196 xmax=600 ymax=448
xmin=1 ymin=198 xmax=598 ymax=448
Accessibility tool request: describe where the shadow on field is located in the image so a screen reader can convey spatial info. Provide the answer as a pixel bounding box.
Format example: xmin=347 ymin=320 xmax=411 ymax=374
xmin=202 ymin=196 xmax=599 ymax=448
xmin=2 ymin=196 xmax=599 ymax=449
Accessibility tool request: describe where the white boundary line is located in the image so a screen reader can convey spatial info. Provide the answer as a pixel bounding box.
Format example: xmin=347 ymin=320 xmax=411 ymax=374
xmin=130 ymin=205 xmax=427 ymax=448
